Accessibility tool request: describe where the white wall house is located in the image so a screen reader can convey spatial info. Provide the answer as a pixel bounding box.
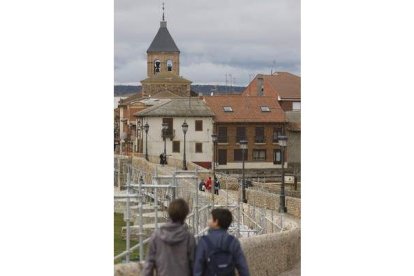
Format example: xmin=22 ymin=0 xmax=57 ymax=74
xmin=135 ymin=98 xmax=215 ymax=168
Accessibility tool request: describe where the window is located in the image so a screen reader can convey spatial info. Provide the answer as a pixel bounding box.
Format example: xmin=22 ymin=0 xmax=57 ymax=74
xmin=218 ymin=127 xmax=228 ymax=143
xmin=154 ymin=59 xmax=161 ymax=73
xmin=273 ymin=127 xmax=283 ymax=142
xmin=195 ymin=143 xmax=203 ymax=153
xmin=260 ymin=106 xmax=270 ymax=112
xmin=236 ymin=127 xmax=246 ymax=143
xmin=195 ymin=120 xmax=203 ymax=131
xmin=162 ymin=118 xmax=173 ymax=137
xmin=293 ymin=102 xmax=301 ymax=111
xmin=234 ymin=149 xmax=248 ymax=162
xmin=255 ymin=127 xmax=265 ymax=143
xmin=273 ymin=149 xmax=282 ymax=164
xmin=223 ymin=106 xmax=233 ymax=112
xmin=172 ymin=141 xmax=180 ymax=153
xmin=218 ymin=149 xmax=227 ymax=165
xmin=167 ymin=59 xmax=173 ymax=71
xmin=253 ymin=149 xmax=266 ymax=161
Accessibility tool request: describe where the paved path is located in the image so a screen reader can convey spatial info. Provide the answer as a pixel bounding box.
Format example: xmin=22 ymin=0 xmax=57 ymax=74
xmin=278 ymin=262 xmax=300 ymax=276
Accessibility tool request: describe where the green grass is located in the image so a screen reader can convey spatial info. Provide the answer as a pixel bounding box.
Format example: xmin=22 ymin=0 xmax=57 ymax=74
xmin=114 ymin=213 xmax=140 ymax=264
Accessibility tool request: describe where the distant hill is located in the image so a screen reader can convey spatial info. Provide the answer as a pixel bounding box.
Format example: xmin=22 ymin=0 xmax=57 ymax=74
xmin=114 ymin=85 xmax=245 ymax=97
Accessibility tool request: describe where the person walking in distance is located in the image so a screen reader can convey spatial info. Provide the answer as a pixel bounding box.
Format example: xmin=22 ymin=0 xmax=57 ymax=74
xmin=205 ymin=176 xmax=212 ymax=193
xmin=194 ymin=208 xmax=250 ymax=276
xmin=214 ymin=176 xmax=220 ymax=195
xmin=142 ymin=199 xmax=196 ymax=276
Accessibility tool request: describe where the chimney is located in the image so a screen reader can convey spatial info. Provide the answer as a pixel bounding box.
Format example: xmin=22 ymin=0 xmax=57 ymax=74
xmin=257 ymin=74 xmax=264 ymax=96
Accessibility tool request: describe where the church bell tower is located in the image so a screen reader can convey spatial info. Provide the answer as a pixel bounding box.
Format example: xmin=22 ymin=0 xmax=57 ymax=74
xmin=146 ymin=3 xmax=180 ymax=78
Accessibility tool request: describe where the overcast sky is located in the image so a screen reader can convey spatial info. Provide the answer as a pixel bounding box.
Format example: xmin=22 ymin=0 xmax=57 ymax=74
xmin=115 ymin=0 xmax=300 ymax=86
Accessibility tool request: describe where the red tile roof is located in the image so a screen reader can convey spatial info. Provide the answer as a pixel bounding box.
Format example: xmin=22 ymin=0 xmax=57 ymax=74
xmin=203 ymin=95 xmax=286 ymax=123
xmin=243 ymin=72 xmax=300 ymax=100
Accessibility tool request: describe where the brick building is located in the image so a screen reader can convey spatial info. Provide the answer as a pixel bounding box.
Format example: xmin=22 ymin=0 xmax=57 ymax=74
xmin=203 ymin=95 xmax=287 ymax=176
xmin=242 ymin=72 xmax=301 ymax=112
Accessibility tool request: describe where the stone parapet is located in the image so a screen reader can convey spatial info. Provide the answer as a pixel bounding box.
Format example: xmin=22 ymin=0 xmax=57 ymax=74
xmin=246 ymin=189 xmax=301 ymax=218
xmin=114 ymin=228 xmax=301 ymax=276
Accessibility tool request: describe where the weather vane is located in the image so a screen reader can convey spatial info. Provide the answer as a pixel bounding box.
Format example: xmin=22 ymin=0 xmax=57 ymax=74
xmin=162 ymin=2 xmax=165 ymax=21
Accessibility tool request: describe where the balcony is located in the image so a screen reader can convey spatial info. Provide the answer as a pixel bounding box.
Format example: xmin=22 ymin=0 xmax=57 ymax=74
xmin=254 ymin=136 xmax=266 ymax=144
xmin=217 ymin=136 xmax=228 ymax=143
xmin=161 ymin=129 xmax=175 ymax=141
xmin=235 ymin=136 xmax=247 ymax=143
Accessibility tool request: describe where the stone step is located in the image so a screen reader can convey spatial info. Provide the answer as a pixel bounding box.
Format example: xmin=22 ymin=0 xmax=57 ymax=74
xmin=134 ymin=211 xmax=168 ymax=225
xmin=123 ymin=204 xmax=165 ymax=222
xmin=114 ymin=200 xmax=140 ymax=213
xmin=121 ymin=223 xmax=166 ymax=240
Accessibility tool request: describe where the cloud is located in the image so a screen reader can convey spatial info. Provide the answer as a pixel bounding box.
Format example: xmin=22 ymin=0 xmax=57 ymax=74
xmin=115 ymin=0 xmax=300 ymax=85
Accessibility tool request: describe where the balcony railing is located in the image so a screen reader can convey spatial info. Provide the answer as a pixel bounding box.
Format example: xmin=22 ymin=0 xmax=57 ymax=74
xmin=255 ymin=136 xmax=266 ymax=143
xmin=217 ymin=136 xmax=228 ymax=143
xmin=235 ymin=136 xmax=247 ymax=143
xmin=161 ymin=129 xmax=175 ymax=140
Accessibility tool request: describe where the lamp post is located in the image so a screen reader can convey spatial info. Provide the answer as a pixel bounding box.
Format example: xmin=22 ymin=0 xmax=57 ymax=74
xmin=240 ymin=140 xmax=248 ymax=203
xmin=162 ymin=122 xmax=168 ymax=165
xmin=144 ymin=122 xmax=149 ymax=161
xmin=211 ymin=134 xmax=218 ymax=205
xmin=182 ymin=121 xmax=188 ymax=170
xmin=278 ymin=135 xmax=288 ymax=213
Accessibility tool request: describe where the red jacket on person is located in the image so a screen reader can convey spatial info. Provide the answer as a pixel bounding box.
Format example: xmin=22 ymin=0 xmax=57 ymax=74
xmin=205 ymin=178 xmax=212 ymax=191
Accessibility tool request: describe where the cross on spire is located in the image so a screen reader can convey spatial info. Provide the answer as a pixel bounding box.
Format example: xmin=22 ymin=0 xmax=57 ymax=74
xmin=162 ymin=2 xmax=165 ymax=21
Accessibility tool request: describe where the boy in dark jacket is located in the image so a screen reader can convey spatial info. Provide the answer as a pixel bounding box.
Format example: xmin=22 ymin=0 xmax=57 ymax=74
xmin=194 ymin=208 xmax=250 ymax=276
xmin=142 ymin=198 xmax=196 ymax=276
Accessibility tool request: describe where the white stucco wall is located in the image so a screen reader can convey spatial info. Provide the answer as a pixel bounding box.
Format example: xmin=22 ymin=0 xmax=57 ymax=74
xmin=143 ymin=117 xmax=214 ymax=164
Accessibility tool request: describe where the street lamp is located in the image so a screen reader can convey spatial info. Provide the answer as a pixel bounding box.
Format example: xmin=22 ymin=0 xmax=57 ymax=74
xmin=144 ymin=122 xmax=149 ymax=161
xmin=162 ymin=122 xmax=168 ymax=165
xmin=278 ymin=135 xmax=288 ymax=213
xmin=240 ymin=140 xmax=248 ymax=203
xmin=182 ymin=121 xmax=188 ymax=170
xmin=211 ymin=134 xmax=218 ymax=205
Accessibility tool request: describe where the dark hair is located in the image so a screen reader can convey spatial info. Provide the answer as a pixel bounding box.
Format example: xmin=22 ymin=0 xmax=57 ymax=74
xmin=168 ymin=198 xmax=189 ymax=224
xmin=211 ymin=208 xmax=233 ymax=230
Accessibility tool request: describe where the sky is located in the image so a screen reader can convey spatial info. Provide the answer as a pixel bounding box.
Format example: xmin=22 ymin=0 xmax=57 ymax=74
xmin=115 ymin=0 xmax=300 ymax=86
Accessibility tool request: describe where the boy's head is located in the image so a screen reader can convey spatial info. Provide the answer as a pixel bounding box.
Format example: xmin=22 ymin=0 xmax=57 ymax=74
xmin=209 ymin=208 xmax=233 ymax=230
xmin=167 ymin=198 xmax=189 ymax=224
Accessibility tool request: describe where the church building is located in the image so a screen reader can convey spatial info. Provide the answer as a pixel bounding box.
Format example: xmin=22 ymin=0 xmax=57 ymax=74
xmin=140 ymin=10 xmax=193 ymax=98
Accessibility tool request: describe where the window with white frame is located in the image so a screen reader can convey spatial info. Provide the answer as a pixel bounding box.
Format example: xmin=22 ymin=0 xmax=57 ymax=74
xmin=292 ymin=102 xmax=301 ymax=111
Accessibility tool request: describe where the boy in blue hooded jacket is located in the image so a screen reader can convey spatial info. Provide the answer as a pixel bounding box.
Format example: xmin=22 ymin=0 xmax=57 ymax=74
xmin=194 ymin=208 xmax=250 ymax=276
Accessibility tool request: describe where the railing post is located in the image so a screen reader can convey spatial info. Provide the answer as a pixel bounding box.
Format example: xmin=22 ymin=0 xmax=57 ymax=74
xmin=195 ymin=167 xmax=199 ymax=235
xmin=125 ymin=166 xmax=131 ymax=263
xmin=154 ymin=184 xmax=158 ymax=230
xmin=139 ymin=172 xmax=144 ymax=262
xmin=238 ymin=180 xmax=241 ymax=237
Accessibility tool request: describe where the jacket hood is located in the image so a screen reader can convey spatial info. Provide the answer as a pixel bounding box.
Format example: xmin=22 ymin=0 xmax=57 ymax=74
xmin=158 ymin=221 xmax=189 ymax=245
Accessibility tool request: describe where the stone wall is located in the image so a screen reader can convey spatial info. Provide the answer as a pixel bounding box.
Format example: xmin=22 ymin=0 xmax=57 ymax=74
xmin=114 ymin=155 xmax=132 ymax=190
xmin=114 ymin=228 xmax=301 ymax=276
xmin=246 ymin=189 xmax=301 ymax=218
xmin=131 ymin=156 xmax=211 ymax=183
xmin=251 ymin=181 xmax=301 ymax=198
xmin=216 ymin=174 xmax=240 ymax=190
xmin=241 ymin=228 xmax=301 ymax=276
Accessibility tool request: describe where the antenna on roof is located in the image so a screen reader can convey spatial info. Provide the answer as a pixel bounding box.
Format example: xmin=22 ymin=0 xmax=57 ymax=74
xmin=162 ymin=2 xmax=165 ymax=21
xmin=271 ymin=60 xmax=276 ymax=75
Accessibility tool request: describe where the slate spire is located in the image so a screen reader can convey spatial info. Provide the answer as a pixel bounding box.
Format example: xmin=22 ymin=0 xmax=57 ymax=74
xmin=147 ymin=3 xmax=180 ymax=53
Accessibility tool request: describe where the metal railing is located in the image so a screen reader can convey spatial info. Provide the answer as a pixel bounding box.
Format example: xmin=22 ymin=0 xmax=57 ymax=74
xmin=114 ymin=161 xmax=290 ymax=264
